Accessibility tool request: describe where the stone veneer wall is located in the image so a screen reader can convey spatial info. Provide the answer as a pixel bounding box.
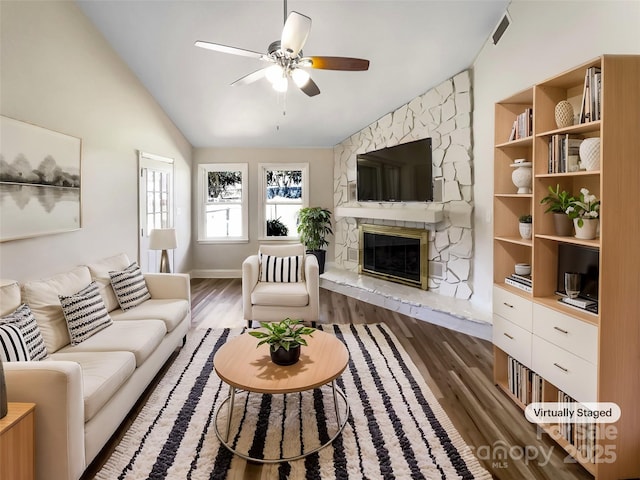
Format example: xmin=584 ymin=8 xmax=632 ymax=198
xmin=333 ymin=70 xmax=474 ymax=299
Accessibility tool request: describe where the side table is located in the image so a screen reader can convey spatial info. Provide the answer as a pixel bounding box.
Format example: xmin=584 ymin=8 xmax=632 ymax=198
xmin=0 ymin=402 xmax=35 ymax=480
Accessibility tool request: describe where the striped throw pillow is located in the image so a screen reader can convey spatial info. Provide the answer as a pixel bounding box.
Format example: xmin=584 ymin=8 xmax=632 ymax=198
xmin=259 ymin=254 xmax=303 ymax=283
xmin=109 ymin=262 xmax=151 ymax=311
xmin=59 ymin=281 xmax=113 ymax=345
xmin=0 ymin=323 xmax=30 ymax=361
xmin=0 ymin=303 xmax=48 ymax=361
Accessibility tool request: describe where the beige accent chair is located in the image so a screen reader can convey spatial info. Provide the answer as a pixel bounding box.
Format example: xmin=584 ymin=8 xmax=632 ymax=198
xmin=242 ymin=244 xmax=319 ymax=328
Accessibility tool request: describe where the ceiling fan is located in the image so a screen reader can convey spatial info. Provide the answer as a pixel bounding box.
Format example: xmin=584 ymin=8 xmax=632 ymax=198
xmin=194 ymin=1 xmax=369 ymax=97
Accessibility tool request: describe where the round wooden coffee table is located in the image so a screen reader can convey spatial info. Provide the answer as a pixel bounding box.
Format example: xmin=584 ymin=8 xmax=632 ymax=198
xmin=213 ymin=329 xmax=350 ymax=463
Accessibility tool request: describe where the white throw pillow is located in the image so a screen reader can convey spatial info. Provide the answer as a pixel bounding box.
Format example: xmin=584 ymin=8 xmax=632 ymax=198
xmin=0 ymin=303 xmax=48 ymax=361
xmin=259 ymin=254 xmax=303 ymax=283
xmin=59 ymin=281 xmax=113 ymax=345
xmin=109 ymin=262 xmax=151 ymax=310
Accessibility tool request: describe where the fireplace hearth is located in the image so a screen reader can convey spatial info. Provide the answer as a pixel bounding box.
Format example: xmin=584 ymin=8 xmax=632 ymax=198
xmin=359 ymin=224 xmax=428 ymax=289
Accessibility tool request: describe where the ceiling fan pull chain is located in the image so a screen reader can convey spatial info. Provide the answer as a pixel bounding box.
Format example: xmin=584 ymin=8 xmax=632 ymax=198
xmin=283 ymin=0 xmax=287 ymax=25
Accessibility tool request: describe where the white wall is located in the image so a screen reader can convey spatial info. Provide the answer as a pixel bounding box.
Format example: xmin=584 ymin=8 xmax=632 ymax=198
xmin=0 ymin=1 xmax=193 ymax=281
xmin=471 ymin=0 xmax=640 ymax=312
xmin=191 ymin=147 xmax=334 ymax=275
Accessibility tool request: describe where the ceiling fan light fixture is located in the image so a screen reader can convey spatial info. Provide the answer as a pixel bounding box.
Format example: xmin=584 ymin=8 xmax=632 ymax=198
xmin=272 ymin=76 xmax=288 ymax=92
xmin=291 ymin=68 xmax=310 ymax=87
xmin=265 ymin=64 xmax=284 ymax=85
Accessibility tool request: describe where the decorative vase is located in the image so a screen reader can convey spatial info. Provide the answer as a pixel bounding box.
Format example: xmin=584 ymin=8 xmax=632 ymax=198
xmin=0 ymin=360 xmax=7 ymax=419
xmin=270 ymin=345 xmax=301 ymax=366
xmin=573 ymin=218 xmax=599 ymax=240
xmin=510 ymin=161 xmax=532 ymax=194
xmin=555 ymin=100 xmax=574 ymax=128
xmin=553 ymin=213 xmax=573 ymax=236
xmin=579 ymin=137 xmax=601 ymax=171
xmin=519 ymin=222 xmax=532 ymax=240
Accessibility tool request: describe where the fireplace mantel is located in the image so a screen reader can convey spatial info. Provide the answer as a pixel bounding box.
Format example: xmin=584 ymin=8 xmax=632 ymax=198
xmin=335 ymin=202 xmax=444 ymax=224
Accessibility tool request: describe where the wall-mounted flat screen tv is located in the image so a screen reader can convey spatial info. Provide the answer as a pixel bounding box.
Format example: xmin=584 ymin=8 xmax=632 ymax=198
xmin=356 ymin=138 xmax=432 ymax=202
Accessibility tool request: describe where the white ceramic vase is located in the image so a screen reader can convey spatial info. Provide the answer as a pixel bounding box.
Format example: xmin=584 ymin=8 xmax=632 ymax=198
xmin=555 ymin=100 xmax=574 ymax=128
xmin=574 ymin=218 xmax=599 ymax=240
xmin=510 ymin=162 xmax=532 ymax=194
xmin=579 ymin=137 xmax=601 ymax=171
xmin=519 ymin=222 xmax=532 ymax=240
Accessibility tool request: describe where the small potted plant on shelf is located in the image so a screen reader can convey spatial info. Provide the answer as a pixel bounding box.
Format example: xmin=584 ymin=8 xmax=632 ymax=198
xmin=566 ymin=188 xmax=600 ymax=240
xmin=518 ymin=214 xmax=532 ymax=240
xmin=248 ymin=318 xmax=315 ymax=366
xmin=296 ymin=207 xmax=333 ymax=274
xmin=540 ymin=184 xmax=574 ymax=236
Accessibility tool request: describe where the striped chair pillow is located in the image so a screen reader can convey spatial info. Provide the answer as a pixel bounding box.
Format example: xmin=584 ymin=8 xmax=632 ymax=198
xmin=0 ymin=323 xmax=30 ymax=362
xmin=0 ymin=303 xmax=48 ymax=361
xmin=59 ymin=281 xmax=113 ymax=345
xmin=259 ymin=254 xmax=303 ymax=283
xmin=109 ymin=262 xmax=151 ymax=311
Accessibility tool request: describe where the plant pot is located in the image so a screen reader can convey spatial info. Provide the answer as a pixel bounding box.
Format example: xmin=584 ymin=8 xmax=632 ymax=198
xmin=270 ymin=345 xmax=301 ymax=366
xmin=574 ymin=218 xmax=599 ymax=240
xmin=307 ymin=249 xmax=326 ymax=274
xmin=553 ymin=213 xmax=573 ymax=236
xmin=518 ymin=222 xmax=532 ymax=240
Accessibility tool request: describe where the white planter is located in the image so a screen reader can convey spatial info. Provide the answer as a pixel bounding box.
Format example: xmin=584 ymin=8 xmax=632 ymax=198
xmin=519 ymin=222 xmax=532 ymax=240
xmin=574 ymin=218 xmax=599 ymax=240
xmin=510 ymin=161 xmax=532 ymax=194
xmin=579 ymin=138 xmax=601 ymax=171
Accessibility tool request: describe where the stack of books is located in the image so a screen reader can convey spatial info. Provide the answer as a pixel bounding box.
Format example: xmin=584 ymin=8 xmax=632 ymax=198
xmin=507 ymin=356 xmax=542 ymax=405
xmin=557 ymin=390 xmax=597 ymax=463
xmin=508 ymin=107 xmax=533 ymax=141
xmin=504 ymin=272 xmax=532 ymax=293
xmin=579 ymin=66 xmax=601 ymax=124
xmin=548 ymin=134 xmax=583 ymax=173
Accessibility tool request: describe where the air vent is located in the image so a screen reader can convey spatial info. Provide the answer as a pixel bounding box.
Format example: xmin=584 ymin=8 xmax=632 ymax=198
xmin=429 ymin=261 xmax=446 ymax=279
xmin=492 ymin=12 xmax=511 ymax=46
xmin=347 ymin=247 xmax=358 ymax=262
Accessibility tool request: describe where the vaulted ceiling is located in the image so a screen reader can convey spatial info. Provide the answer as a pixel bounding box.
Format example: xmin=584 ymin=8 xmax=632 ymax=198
xmin=77 ymin=0 xmax=509 ymax=148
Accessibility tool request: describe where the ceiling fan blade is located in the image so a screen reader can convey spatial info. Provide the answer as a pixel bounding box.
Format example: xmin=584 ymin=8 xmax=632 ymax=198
xmin=281 ymin=11 xmax=311 ymax=57
xmin=194 ymin=41 xmax=267 ymax=60
xmin=231 ymin=67 xmax=270 ymax=86
xmin=298 ymin=77 xmax=320 ymax=97
xmin=305 ymin=56 xmax=370 ymax=71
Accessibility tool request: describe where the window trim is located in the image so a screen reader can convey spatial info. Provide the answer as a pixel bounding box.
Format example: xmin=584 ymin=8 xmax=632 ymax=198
xmin=258 ymin=163 xmax=309 ymax=241
xmin=197 ymin=163 xmax=248 ymax=244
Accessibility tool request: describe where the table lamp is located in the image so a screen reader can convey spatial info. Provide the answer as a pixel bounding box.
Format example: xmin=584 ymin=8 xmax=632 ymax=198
xmin=149 ymin=228 xmax=177 ymax=273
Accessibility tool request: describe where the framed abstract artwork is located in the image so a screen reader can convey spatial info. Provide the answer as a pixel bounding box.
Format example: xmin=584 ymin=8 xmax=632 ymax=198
xmin=0 ymin=116 xmax=82 ymax=242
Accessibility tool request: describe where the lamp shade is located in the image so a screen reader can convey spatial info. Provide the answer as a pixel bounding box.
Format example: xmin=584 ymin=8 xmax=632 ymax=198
xmin=149 ymin=228 xmax=177 ymax=250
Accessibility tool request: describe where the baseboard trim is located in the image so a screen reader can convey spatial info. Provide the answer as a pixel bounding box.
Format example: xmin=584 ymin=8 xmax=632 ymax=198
xmin=190 ymin=269 xmax=241 ymax=278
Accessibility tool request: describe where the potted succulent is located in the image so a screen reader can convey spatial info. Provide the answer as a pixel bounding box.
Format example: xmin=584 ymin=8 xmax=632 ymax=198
xmin=540 ymin=184 xmax=574 ymax=236
xmin=296 ymin=207 xmax=333 ymax=274
xmin=518 ymin=214 xmax=532 ymax=240
xmin=566 ymin=188 xmax=600 ymax=240
xmin=266 ymin=217 xmax=289 ymax=237
xmin=248 ymin=318 xmax=315 ymax=366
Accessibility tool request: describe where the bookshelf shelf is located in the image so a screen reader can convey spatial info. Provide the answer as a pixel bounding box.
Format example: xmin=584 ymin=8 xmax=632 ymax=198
xmin=492 ymin=55 xmax=640 ymax=479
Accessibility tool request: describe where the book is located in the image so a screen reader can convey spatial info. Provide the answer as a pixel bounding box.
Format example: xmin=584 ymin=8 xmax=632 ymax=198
xmin=511 ymin=273 xmax=532 ymax=285
xmin=505 ymin=276 xmax=532 ymax=292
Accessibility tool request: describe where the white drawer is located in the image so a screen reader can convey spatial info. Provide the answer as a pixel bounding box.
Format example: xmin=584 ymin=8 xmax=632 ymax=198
xmin=493 ymin=315 xmax=532 ymax=366
xmin=532 ymin=336 xmax=597 ymax=403
xmin=532 ymin=304 xmax=598 ymax=364
xmin=493 ymin=286 xmax=533 ymax=331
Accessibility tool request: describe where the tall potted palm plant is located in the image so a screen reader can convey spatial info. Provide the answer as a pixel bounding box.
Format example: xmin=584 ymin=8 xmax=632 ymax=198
xmin=296 ymin=207 xmax=332 ymax=274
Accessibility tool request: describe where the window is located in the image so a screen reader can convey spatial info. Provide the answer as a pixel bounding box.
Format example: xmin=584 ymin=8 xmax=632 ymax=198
xmin=198 ymin=163 xmax=248 ymax=243
xmin=259 ymin=163 xmax=308 ymax=240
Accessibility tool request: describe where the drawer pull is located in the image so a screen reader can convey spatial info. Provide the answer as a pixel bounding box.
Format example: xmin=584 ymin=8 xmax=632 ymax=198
xmin=503 ymin=333 xmax=514 ymax=340
xmin=553 ymin=362 xmax=568 ymax=373
xmin=553 ymin=326 xmax=569 ymax=334
xmin=503 ymin=302 xmax=514 ymax=309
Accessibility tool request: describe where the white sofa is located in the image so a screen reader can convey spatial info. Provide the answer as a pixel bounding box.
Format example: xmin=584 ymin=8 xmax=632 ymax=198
xmin=0 ymin=253 xmax=191 ymax=480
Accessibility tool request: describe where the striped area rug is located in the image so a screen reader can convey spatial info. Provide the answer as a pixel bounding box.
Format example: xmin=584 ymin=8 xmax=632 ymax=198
xmin=95 ymin=324 xmax=491 ymax=479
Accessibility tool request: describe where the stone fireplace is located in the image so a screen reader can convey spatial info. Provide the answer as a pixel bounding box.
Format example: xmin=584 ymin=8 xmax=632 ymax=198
xmin=359 ymin=224 xmax=428 ymax=289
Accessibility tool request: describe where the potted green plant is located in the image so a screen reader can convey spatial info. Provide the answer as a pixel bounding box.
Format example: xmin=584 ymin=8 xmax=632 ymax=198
xmin=248 ymin=318 xmax=315 ymax=366
xmin=296 ymin=207 xmax=333 ymax=274
xmin=518 ymin=214 xmax=532 ymax=240
xmin=266 ymin=217 xmax=289 ymax=236
xmin=540 ymin=184 xmax=574 ymax=236
xmin=566 ymin=188 xmax=600 ymax=240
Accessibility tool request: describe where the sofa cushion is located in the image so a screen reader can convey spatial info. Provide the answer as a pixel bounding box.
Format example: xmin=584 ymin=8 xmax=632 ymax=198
xmin=110 ymin=299 xmax=189 ymax=333
xmin=86 ymin=253 xmax=131 ymax=312
xmin=109 ymin=263 xmax=151 ymax=311
xmin=48 ymin=351 xmax=136 ymax=422
xmin=0 ymin=280 xmax=21 ymax=316
xmin=21 ymin=266 xmax=92 ymax=353
xmin=59 ymin=282 xmax=113 ymax=345
xmin=251 ymin=282 xmax=309 ymax=307
xmin=1 ymin=303 xmax=48 ymax=360
xmin=259 ymin=254 xmax=303 ymax=283
xmin=0 ymin=323 xmax=30 ymax=361
xmin=57 ymin=319 xmax=166 ymax=366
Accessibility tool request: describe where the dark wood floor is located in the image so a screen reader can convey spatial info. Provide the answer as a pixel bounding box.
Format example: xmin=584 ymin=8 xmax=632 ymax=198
xmin=84 ymin=278 xmax=593 ymax=480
